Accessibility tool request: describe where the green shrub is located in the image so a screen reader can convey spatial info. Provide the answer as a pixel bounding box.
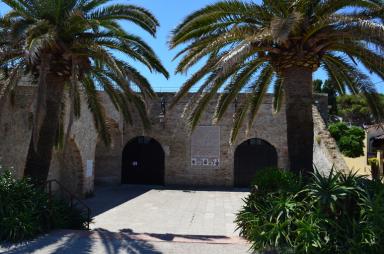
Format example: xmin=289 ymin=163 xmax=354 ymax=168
xmin=236 ymin=169 xmax=384 ymax=254
xmin=328 ymin=122 xmax=349 ymax=141
xmin=328 ymin=122 xmax=365 ymax=158
xmin=0 ymin=169 xmax=90 ymax=242
xmin=251 ymin=168 xmax=302 ymax=194
xmin=49 ymin=198 xmax=89 ymax=230
xmin=0 ymin=171 xmax=48 ymax=241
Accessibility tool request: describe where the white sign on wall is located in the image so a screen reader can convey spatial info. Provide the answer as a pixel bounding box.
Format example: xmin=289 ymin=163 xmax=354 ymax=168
xmin=191 ymin=126 xmax=221 ymax=168
xmin=86 ymin=160 xmax=93 ymax=177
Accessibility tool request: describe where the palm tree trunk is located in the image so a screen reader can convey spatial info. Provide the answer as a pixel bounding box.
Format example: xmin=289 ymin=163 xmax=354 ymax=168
xmin=24 ymin=74 xmax=65 ymax=184
xmin=282 ymin=66 xmax=314 ymax=175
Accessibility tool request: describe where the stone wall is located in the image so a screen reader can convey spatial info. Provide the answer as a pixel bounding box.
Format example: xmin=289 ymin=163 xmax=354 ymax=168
xmin=49 ymin=139 xmax=84 ymax=194
xmin=93 ymin=92 xmax=289 ymax=187
xmin=313 ymin=93 xmax=329 ymax=122
xmin=0 ymin=86 xmax=34 ymax=178
xmin=0 ymin=85 xmax=341 ymax=195
xmin=94 ymin=118 xmax=122 ymax=185
xmin=313 ymin=106 xmax=348 ymax=174
xmin=0 ymin=86 xmax=97 ymax=196
xmin=69 ymin=97 xmax=98 ymax=195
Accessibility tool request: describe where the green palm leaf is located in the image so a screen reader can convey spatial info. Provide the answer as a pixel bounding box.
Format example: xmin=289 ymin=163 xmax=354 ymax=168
xmin=170 ymin=0 xmax=384 ymax=174
xmin=0 ymin=0 xmax=168 ymax=182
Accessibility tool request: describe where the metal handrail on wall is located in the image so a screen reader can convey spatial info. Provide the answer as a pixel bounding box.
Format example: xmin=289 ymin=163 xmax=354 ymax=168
xmin=45 ymin=179 xmax=91 ymax=230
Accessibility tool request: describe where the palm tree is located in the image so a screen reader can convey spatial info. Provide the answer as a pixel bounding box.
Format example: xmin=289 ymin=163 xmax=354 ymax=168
xmin=0 ymin=0 xmax=168 ymax=183
xmin=169 ymin=0 xmax=384 ymax=175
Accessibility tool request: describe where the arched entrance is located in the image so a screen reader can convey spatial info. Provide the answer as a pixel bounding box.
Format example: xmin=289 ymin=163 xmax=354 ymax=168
xmin=234 ymin=138 xmax=278 ymax=187
xmin=122 ymin=136 xmax=165 ymax=185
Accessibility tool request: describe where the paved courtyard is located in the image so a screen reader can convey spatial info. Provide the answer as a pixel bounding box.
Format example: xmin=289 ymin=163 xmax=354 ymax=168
xmin=86 ymin=185 xmax=249 ymax=236
xmin=1 ymin=185 xmax=253 ymax=254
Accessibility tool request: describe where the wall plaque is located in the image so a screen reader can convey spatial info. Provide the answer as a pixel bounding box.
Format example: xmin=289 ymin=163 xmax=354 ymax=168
xmin=191 ymin=126 xmax=220 ymax=168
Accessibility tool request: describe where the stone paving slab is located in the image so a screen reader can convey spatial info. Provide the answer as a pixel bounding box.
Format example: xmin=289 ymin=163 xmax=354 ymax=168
xmin=86 ymin=185 xmax=249 ymax=237
xmin=0 ymin=186 xmax=253 ymax=254
xmin=0 ymin=230 xmax=254 ymax=254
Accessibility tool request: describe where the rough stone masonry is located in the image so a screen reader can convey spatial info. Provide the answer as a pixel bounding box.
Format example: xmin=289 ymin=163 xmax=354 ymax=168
xmin=0 ymin=85 xmax=346 ymax=196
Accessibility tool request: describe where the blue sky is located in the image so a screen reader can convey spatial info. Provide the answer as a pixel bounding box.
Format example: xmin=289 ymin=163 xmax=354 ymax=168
xmin=0 ymin=0 xmax=383 ymax=92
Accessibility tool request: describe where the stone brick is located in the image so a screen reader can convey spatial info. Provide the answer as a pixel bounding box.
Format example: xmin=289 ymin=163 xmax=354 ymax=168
xmin=0 ymin=86 xmax=345 ymax=196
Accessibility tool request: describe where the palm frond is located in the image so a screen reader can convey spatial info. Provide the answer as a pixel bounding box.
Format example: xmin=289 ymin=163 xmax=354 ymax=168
xmin=213 ymin=58 xmax=266 ymax=123
xmin=170 ymin=0 xmax=384 ymax=144
xmin=246 ymin=65 xmax=274 ymax=131
xmin=272 ymin=75 xmax=284 ymax=114
xmin=88 ymin=4 xmax=159 ymax=36
xmin=82 ymin=75 xmax=111 ymax=145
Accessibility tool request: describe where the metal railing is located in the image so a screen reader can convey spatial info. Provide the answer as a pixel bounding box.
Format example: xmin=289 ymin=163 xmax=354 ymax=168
xmin=45 ymin=179 xmax=91 ymax=230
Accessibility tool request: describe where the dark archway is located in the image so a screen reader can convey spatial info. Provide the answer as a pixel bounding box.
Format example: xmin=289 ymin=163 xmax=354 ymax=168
xmin=234 ymin=138 xmax=278 ymax=187
xmin=122 ymin=136 xmax=165 ymax=185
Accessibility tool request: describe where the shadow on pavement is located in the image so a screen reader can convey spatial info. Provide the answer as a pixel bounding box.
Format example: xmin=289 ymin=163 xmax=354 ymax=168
xmin=0 ymin=229 xmax=163 ymax=254
xmin=85 ymin=185 xmax=154 ymax=217
xmin=93 ymin=228 xmax=163 ymax=254
xmin=0 ymin=232 xmax=81 ymax=254
xmin=119 ymin=229 xmax=233 ymax=243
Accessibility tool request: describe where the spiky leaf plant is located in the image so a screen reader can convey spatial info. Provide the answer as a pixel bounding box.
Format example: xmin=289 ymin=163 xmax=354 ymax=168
xmin=236 ymin=168 xmax=384 ymax=253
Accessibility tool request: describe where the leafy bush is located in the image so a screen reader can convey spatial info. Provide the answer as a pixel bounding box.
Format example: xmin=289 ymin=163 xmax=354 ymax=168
xmin=0 ymin=169 xmax=90 ymax=242
xmin=328 ymin=122 xmax=349 ymax=141
xmin=328 ymin=122 xmax=365 ymax=158
xmin=236 ymin=169 xmax=384 ymax=254
xmin=251 ymin=168 xmax=302 ymax=194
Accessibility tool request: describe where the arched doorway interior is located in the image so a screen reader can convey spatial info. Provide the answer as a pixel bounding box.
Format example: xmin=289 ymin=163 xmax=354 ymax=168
xmin=234 ymin=138 xmax=278 ymax=187
xmin=122 ymin=136 xmax=165 ymax=185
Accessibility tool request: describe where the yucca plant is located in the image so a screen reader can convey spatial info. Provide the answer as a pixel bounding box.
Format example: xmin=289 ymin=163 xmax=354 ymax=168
xmin=0 ymin=0 xmax=168 ymax=183
xmin=236 ymin=168 xmax=384 ymax=253
xmin=170 ymin=0 xmax=384 ymax=174
xmin=292 ymin=212 xmax=329 ymax=254
xmin=304 ymin=168 xmax=352 ymax=216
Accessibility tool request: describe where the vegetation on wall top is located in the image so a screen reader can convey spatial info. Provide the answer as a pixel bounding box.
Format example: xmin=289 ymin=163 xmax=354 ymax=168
xmin=328 ymin=122 xmax=365 ymax=158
